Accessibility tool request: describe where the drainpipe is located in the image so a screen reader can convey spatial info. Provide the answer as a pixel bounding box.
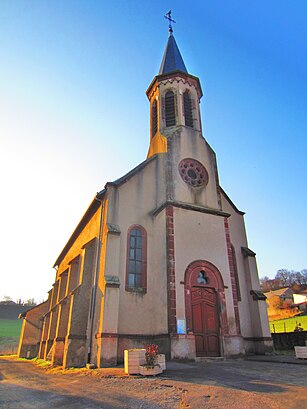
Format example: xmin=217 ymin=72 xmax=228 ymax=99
xmin=87 ymin=194 xmax=104 ymax=365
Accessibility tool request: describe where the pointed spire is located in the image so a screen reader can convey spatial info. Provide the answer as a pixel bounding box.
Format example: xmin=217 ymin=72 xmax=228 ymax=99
xmin=159 ymin=11 xmax=188 ymax=75
xmin=159 ymin=32 xmax=188 ymax=75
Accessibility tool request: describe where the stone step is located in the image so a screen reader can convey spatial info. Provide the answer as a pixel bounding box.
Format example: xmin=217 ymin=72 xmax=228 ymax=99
xmin=195 ymin=356 xmax=225 ymax=362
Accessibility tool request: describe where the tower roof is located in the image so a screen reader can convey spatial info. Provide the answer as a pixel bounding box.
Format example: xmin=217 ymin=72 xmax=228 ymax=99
xmin=159 ymin=32 xmax=188 ymax=75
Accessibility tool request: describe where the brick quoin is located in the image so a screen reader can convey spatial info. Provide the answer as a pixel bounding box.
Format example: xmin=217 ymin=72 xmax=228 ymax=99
xmin=224 ymin=217 xmax=241 ymax=335
xmin=166 ymin=205 xmax=177 ymax=335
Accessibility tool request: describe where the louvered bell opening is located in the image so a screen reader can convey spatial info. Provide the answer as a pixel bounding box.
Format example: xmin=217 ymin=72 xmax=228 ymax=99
xmin=151 ymin=101 xmax=158 ymax=138
xmin=165 ymin=91 xmax=176 ymax=127
xmin=184 ymin=92 xmax=193 ymax=128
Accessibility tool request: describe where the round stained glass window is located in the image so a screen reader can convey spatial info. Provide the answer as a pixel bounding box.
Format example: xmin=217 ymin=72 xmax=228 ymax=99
xmin=178 ymin=158 xmax=209 ymax=188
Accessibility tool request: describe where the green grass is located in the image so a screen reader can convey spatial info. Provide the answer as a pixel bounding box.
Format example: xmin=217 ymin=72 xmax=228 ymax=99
xmin=270 ymin=315 xmax=307 ymax=333
xmin=0 ymin=319 xmax=22 ymax=340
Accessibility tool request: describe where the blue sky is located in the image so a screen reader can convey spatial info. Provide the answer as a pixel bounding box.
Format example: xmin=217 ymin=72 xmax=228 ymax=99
xmin=0 ymin=1 xmax=306 ymax=302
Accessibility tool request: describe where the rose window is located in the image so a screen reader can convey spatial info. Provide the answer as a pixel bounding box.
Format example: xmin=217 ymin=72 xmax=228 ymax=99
xmin=178 ymin=158 xmax=208 ymax=188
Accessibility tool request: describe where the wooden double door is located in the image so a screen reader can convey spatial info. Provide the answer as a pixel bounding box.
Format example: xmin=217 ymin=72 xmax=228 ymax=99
xmin=191 ymin=287 xmax=220 ymax=357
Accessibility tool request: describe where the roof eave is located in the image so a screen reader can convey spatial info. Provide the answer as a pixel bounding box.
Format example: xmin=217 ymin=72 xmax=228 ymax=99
xmin=53 ymin=157 xmax=158 ymax=269
xmin=219 ymin=186 xmax=245 ymax=215
xmin=105 ymin=155 xmax=157 ymax=189
xmin=18 ymin=301 xmax=48 ymax=319
xmin=53 ymin=191 xmax=105 ymax=268
xmin=146 ymin=71 xmax=203 ymax=99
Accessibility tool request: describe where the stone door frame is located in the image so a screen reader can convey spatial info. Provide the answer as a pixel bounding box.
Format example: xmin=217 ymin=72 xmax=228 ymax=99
xmin=184 ymin=260 xmax=229 ymax=355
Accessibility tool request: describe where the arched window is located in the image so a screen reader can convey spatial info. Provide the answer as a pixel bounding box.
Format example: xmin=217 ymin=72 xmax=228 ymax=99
xmin=151 ymin=100 xmax=158 ymax=138
xmin=183 ymin=91 xmax=193 ymax=128
xmin=165 ymin=91 xmax=176 ymax=127
xmin=126 ymin=225 xmax=147 ymax=291
xmin=231 ymin=245 xmax=241 ymax=301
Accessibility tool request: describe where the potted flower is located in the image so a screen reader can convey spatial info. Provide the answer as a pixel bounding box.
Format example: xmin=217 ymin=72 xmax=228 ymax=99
xmin=139 ymin=344 xmax=162 ymax=376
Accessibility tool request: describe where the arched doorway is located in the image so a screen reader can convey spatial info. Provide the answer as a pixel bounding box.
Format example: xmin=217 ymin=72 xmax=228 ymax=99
xmin=184 ymin=260 xmax=228 ymax=357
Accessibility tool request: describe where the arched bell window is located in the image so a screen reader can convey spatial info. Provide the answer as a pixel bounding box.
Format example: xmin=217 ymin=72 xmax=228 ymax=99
xmin=165 ymin=91 xmax=176 ymax=127
xmin=183 ymin=91 xmax=193 ymax=128
xmin=126 ymin=225 xmax=147 ymax=291
xmin=151 ymin=100 xmax=158 ymax=138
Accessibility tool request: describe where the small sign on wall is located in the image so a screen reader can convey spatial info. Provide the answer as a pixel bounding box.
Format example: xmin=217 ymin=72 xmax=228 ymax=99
xmin=177 ymin=319 xmax=187 ymax=334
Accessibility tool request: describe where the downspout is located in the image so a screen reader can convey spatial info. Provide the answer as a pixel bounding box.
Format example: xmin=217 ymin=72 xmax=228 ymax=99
xmin=87 ymin=194 xmax=104 ymax=364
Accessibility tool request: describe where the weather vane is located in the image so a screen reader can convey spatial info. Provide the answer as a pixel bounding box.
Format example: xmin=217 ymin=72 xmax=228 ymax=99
xmin=164 ymin=10 xmax=176 ymax=33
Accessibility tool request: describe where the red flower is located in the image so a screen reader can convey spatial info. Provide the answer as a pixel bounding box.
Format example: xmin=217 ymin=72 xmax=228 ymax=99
xmin=145 ymin=344 xmax=159 ymax=367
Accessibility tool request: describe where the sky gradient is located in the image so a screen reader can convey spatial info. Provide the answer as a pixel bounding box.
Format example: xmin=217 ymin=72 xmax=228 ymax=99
xmin=0 ymin=1 xmax=306 ymax=302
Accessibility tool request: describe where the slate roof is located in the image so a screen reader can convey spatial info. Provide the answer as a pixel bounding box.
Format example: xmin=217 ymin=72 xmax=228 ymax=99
xmin=159 ymin=32 xmax=187 ymax=75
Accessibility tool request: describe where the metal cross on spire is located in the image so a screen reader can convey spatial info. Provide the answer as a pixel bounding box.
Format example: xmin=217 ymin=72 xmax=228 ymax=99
xmin=164 ymin=10 xmax=176 ymax=34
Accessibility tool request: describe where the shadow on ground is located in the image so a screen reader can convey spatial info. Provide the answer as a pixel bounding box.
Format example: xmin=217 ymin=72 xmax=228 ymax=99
xmin=161 ymin=360 xmax=304 ymax=393
xmin=0 ymin=380 xmax=162 ymax=409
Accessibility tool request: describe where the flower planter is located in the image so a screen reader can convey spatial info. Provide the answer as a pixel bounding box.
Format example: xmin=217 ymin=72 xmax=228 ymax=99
xmin=294 ymin=346 xmax=307 ymax=359
xmin=155 ymin=354 xmax=166 ymax=370
xmin=139 ymin=365 xmax=163 ymax=376
xmin=124 ymin=349 xmax=146 ymax=374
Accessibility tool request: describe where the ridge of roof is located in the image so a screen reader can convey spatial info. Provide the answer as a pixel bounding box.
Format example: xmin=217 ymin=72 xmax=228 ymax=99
xmin=106 ymin=155 xmax=157 ymax=188
xmin=53 ymin=194 xmax=104 ymax=268
xmin=18 ymin=300 xmax=48 ymax=318
xmin=219 ymin=186 xmax=245 ymax=215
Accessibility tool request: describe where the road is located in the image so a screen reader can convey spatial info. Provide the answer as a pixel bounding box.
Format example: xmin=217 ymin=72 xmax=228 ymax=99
xmin=0 ymin=356 xmax=306 ymax=408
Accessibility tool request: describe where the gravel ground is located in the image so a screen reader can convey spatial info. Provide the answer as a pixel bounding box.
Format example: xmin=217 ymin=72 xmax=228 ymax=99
xmin=0 ymin=356 xmax=307 ymax=408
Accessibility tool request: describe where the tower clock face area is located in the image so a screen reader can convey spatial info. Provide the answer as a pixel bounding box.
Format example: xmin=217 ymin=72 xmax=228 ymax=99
xmin=178 ymin=158 xmax=209 ymax=188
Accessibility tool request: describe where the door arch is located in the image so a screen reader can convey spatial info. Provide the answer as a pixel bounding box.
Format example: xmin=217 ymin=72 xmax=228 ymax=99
xmin=184 ymin=260 xmax=228 ymax=357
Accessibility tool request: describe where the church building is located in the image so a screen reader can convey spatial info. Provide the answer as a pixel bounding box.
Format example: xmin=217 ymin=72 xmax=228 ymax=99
xmin=18 ymin=24 xmax=273 ymax=367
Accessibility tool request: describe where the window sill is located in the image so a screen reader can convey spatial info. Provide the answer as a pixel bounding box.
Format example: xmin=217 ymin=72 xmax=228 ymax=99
xmin=125 ymin=287 xmax=147 ymax=294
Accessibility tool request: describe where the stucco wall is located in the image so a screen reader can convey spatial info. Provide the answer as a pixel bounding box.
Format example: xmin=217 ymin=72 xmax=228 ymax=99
xmin=221 ymin=191 xmax=271 ymax=346
xmin=168 ymin=129 xmax=220 ymax=210
xmin=220 ymin=193 xmax=253 ymax=337
xmin=173 ymin=207 xmax=237 ymax=336
xmin=103 ymin=155 xmax=168 ymax=336
xmin=18 ymin=302 xmax=48 ymax=359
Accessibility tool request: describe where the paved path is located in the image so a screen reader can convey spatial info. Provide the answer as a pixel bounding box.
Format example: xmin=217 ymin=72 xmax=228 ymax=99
xmin=0 ymin=356 xmax=307 ymax=408
xmin=165 ymin=358 xmax=307 ymax=390
xmin=246 ymin=353 xmax=307 ymax=365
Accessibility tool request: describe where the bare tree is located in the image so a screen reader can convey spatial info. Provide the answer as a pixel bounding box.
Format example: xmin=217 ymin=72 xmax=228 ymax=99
xmin=275 ymin=269 xmax=291 ymax=287
xmin=301 ymin=269 xmax=307 ymax=285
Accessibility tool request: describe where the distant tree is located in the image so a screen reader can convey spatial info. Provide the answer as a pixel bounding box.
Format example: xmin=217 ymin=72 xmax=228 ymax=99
xmin=275 ymin=269 xmax=291 ymax=287
xmin=260 ymin=277 xmax=281 ymax=292
xmin=261 ymin=268 xmax=307 ymax=293
xmin=2 ymin=295 xmax=12 ymax=302
xmin=24 ymin=298 xmax=37 ymax=306
xmin=293 ymin=271 xmax=303 ymax=286
xmin=260 ymin=276 xmax=270 ymax=292
xmin=301 ymin=269 xmax=307 ymax=285
xmin=0 ymin=295 xmax=16 ymax=305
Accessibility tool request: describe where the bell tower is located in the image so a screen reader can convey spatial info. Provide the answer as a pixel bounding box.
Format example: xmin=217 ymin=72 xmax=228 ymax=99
xmin=147 ymin=16 xmax=203 ymax=158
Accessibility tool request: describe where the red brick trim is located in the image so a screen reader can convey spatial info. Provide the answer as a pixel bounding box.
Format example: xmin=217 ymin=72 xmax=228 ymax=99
xmin=166 ymin=205 xmax=177 ymax=335
xmin=224 ymin=218 xmax=241 ymax=335
xmin=231 ymin=245 xmax=241 ymax=301
xmin=125 ymin=225 xmax=147 ymax=292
